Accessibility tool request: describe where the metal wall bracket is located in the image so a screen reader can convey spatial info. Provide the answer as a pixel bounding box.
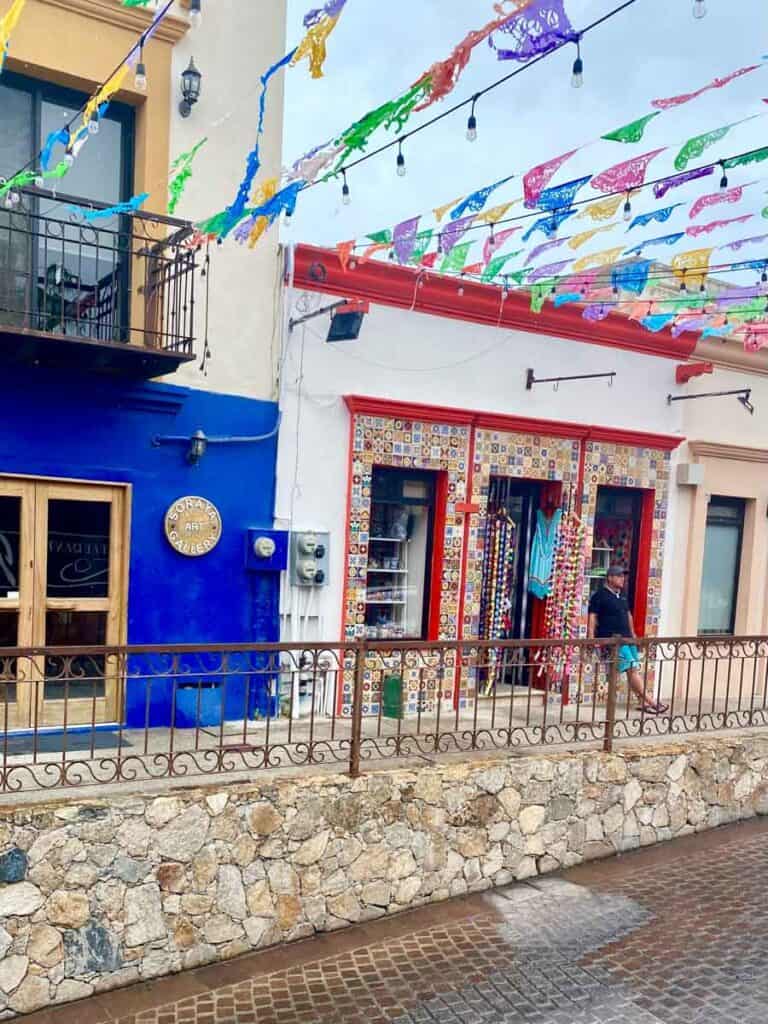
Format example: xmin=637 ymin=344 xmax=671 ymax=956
xmin=526 ymin=368 xmax=616 ymax=391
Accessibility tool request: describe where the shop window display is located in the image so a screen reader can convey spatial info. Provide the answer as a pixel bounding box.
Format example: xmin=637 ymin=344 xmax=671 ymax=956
xmin=365 ymin=468 xmax=436 ymax=640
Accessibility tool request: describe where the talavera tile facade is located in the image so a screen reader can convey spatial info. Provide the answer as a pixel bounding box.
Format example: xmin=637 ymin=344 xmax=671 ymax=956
xmin=342 ymin=413 xmax=470 ymax=715
xmin=341 ymin=406 xmax=673 ymax=712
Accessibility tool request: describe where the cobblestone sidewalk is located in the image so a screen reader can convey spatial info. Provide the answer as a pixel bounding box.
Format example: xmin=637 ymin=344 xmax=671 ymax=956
xmin=24 ymin=817 xmax=768 ymax=1024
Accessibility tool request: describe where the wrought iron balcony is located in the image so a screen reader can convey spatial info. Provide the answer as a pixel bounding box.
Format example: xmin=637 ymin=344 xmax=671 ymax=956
xmin=0 ymin=187 xmax=201 ymax=377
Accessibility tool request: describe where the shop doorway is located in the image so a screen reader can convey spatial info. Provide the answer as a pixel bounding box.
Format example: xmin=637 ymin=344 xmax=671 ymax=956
xmin=587 ymin=486 xmax=646 ymax=614
xmin=0 ymin=478 xmax=128 ymax=729
xmin=478 ymin=477 xmax=546 ymax=691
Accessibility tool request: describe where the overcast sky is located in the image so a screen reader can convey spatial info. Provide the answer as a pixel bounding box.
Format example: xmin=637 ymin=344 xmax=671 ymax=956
xmin=281 ymin=0 xmax=767 ymax=275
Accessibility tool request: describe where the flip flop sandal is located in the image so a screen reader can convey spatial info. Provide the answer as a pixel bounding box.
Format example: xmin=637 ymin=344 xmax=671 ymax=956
xmin=637 ymin=702 xmax=661 ymax=715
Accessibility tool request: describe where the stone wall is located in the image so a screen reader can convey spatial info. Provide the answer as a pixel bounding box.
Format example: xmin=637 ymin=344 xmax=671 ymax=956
xmin=1 ymin=735 xmax=768 ymax=1016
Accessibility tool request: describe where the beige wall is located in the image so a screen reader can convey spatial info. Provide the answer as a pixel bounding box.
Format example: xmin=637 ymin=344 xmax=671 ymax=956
xmin=676 ymin=444 xmax=768 ymax=637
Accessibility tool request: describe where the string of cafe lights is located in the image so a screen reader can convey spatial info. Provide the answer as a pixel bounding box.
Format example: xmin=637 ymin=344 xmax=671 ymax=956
xmin=342 ymin=145 xmax=768 ymax=260
xmin=313 ymin=0 xmax=723 ymax=206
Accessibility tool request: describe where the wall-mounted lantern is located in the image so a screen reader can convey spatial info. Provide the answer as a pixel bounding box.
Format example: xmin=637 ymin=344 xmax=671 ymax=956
xmin=179 ymin=57 xmax=202 ymax=118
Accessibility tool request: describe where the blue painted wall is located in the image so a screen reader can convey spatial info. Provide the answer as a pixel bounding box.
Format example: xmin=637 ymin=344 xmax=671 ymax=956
xmin=1 ymin=364 xmax=280 ymax=727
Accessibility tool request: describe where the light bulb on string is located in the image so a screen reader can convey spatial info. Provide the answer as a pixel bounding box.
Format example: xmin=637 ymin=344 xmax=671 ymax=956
xmin=719 ymin=161 xmax=728 ymax=190
xmin=135 ymin=45 xmax=148 ymax=92
xmin=396 ymin=141 xmax=406 ymax=178
xmin=571 ymin=37 xmax=583 ymax=89
xmin=34 ymin=175 xmax=44 ymax=189
xmin=466 ymin=96 xmax=478 ymax=142
xmin=487 ymin=226 xmax=496 ymax=253
xmin=692 ymin=0 xmax=706 ymax=18
xmin=341 ymin=170 xmax=351 ymax=206
xmin=622 ymin=192 xmax=632 ymax=222
xmin=457 ymin=274 xmax=465 ymax=297
xmin=88 ymin=111 xmax=100 ymax=136
xmin=64 ymin=152 xmax=75 ymax=168
xmin=189 ymin=0 xmax=202 ymax=28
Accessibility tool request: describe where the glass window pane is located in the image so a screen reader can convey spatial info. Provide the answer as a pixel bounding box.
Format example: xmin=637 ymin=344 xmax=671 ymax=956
xmin=698 ymin=500 xmax=744 ymax=635
xmin=0 ymin=611 xmax=19 ymax=703
xmin=40 ymin=99 xmax=123 ymax=206
xmin=0 ymin=82 xmax=33 ymax=178
xmin=0 ymin=496 xmax=21 ymax=599
xmin=47 ymin=500 xmax=111 ymax=598
xmin=366 ymin=469 xmax=436 ymax=640
xmin=44 ymin=611 xmax=106 ymax=700
xmin=39 ymin=100 xmax=127 ymax=341
xmin=0 ymin=85 xmax=34 ymax=330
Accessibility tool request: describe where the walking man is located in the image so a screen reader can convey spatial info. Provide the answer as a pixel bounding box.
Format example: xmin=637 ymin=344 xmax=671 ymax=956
xmin=587 ymin=565 xmax=668 ymax=714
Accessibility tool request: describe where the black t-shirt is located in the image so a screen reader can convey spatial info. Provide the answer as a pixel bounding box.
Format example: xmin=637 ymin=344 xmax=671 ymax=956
xmin=589 ymin=586 xmax=632 ymax=638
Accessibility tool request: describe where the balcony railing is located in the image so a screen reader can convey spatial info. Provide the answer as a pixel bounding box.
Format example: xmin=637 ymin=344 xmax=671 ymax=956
xmin=0 ymin=635 xmax=766 ymax=793
xmin=0 ymin=186 xmax=199 ymax=375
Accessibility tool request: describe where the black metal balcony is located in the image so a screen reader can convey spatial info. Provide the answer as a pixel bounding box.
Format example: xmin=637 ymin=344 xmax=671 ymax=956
xmin=0 ymin=187 xmax=200 ymax=378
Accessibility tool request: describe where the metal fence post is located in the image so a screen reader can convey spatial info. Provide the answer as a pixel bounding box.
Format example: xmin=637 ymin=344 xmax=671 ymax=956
xmin=603 ymin=639 xmax=619 ymax=754
xmin=349 ymin=640 xmax=366 ymax=778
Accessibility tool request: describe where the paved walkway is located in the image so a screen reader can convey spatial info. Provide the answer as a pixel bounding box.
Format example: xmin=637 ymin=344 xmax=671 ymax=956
xmin=25 ymin=817 xmax=768 ymax=1024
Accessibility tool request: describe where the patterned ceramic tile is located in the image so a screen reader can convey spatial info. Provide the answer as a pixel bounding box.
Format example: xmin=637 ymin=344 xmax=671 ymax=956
xmin=341 ymin=415 xmax=671 ymax=712
xmin=342 ymin=414 xmax=471 ymax=714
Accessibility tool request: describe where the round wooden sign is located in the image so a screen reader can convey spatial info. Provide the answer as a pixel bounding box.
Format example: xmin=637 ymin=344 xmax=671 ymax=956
xmin=164 ymin=496 xmax=222 ymax=557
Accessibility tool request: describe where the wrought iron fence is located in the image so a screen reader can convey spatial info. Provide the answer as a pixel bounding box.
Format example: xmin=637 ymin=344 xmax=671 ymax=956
xmin=0 ymin=636 xmax=766 ymax=792
xmin=0 ymin=186 xmax=198 ymax=354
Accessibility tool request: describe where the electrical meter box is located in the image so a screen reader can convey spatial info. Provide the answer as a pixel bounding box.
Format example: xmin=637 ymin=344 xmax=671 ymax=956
xmin=245 ymin=529 xmax=289 ymax=572
xmin=289 ymin=531 xmax=330 ymax=587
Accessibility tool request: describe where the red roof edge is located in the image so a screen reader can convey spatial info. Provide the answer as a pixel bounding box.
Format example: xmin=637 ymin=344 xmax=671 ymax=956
xmin=293 ymin=243 xmax=697 ymax=363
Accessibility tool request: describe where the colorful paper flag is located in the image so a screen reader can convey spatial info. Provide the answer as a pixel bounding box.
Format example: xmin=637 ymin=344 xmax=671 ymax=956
xmin=652 ymin=65 xmax=759 ymax=110
xmin=590 ymin=149 xmax=665 ymax=193
xmin=523 ymin=150 xmax=577 ymax=208
xmin=392 ymin=216 xmax=421 ymax=264
xmin=671 ymin=248 xmax=714 ymax=291
xmin=601 ymin=113 xmax=660 ymax=144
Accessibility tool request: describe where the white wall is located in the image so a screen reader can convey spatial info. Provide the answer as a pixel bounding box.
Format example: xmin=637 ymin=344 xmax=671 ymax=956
xmin=275 ymin=287 xmax=687 ymax=642
xmin=167 ymin=0 xmax=287 ymax=402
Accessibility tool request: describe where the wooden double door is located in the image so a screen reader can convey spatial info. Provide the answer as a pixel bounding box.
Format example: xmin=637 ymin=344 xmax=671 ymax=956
xmin=0 ymin=478 xmax=127 ymax=728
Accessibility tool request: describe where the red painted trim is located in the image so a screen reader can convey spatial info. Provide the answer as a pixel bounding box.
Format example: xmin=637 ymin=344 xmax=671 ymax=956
xmin=296 ymin=243 xmax=698 ymax=363
xmin=344 ymin=395 xmax=473 ymax=426
xmin=633 ymin=489 xmax=656 ymax=637
xmin=454 ymin=422 xmax=478 ymax=709
xmin=427 ymin=472 xmax=448 ymax=643
xmin=344 ymin=395 xmax=683 ymax=452
xmin=585 ymin=426 xmax=682 ymax=451
xmin=477 ymin=413 xmax=585 ymax=441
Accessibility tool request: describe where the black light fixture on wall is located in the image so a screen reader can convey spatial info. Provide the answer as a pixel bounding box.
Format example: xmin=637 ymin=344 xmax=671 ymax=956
xmin=667 ymin=388 xmax=755 ymax=415
xmin=179 ymin=57 xmax=202 ymax=118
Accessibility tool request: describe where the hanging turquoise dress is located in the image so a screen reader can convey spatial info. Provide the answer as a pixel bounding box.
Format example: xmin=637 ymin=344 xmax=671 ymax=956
xmin=528 ymin=508 xmax=563 ymax=599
